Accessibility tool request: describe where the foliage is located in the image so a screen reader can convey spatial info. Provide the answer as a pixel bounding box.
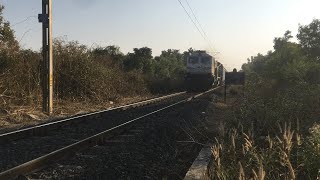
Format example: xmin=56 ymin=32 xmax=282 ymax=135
xmin=0 ymin=5 xmax=19 ymax=74
xmin=0 ymin=50 xmax=41 ymax=107
xmin=0 ymin=4 xmax=189 ymax=110
xmin=297 ymin=19 xmax=320 ymax=60
xmin=123 ymin=47 xmax=154 ymax=73
xmin=53 ymin=39 xmax=150 ymax=102
xmin=91 ymin=45 xmax=124 ymax=66
xmin=0 ymin=5 xmax=39 ymax=107
xmin=212 ymin=19 xmax=320 ymax=179
xmin=0 ymin=5 xmax=18 ymax=50
xmin=149 ymin=49 xmax=186 ymax=93
xmin=210 ymin=122 xmax=320 ymax=180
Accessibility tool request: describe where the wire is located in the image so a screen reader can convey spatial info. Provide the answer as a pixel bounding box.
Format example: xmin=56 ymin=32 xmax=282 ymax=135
xmin=177 ymin=0 xmax=207 ymax=42
xmin=184 ymin=0 xmax=215 ymax=51
xmin=177 ymin=0 xmax=218 ymax=55
xmin=19 ymin=29 xmax=33 ymax=43
xmin=18 ymin=28 xmax=41 ymax=44
xmin=12 ymin=16 xmax=37 ymax=27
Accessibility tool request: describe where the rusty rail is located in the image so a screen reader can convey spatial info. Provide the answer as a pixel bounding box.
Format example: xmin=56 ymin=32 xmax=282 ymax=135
xmin=0 ymin=87 xmax=218 ymax=180
xmin=0 ymin=91 xmax=187 ymax=144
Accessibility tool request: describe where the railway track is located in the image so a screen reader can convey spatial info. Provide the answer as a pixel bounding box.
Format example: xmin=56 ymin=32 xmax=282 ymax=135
xmin=0 ymin=88 xmax=217 ymax=179
xmin=0 ymin=91 xmax=187 ymax=144
xmin=0 ymin=92 xmax=188 ymax=172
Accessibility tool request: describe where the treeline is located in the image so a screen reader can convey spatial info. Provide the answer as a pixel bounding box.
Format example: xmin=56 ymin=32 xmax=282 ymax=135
xmin=0 ymin=5 xmax=192 ymax=108
xmin=53 ymin=40 xmax=189 ymax=101
xmin=1 ymin=40 xmax=190 ymax=106
xmin=211 ymin=19 xmax=320 ymax=179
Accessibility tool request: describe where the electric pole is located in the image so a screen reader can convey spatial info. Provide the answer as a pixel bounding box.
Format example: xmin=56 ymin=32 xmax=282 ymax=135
xmin=38 ymin=0 xmax=53 ymax=114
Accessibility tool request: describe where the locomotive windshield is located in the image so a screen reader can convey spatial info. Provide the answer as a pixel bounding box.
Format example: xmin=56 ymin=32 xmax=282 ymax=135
xmin=189 ymin=57 xmax=199 ymax=64
xmin=201 ymin=57 xmax=211 ymax=65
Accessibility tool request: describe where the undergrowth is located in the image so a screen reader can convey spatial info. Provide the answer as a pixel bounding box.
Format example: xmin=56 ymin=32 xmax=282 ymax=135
xmin=210 ymin=22 xmax=320 ymax=179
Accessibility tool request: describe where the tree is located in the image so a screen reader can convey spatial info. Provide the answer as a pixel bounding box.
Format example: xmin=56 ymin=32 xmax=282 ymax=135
xmin=153 ymin=49 xmax=185 ymax=79
xmin=242 ymin=30 xmax=308 ymax=86
xmin=241 ymin=53 xmax=267 ymax=74
xmin=0 ymin=4 xmax=19 ymax=73
xmin=92 ymin=45 xmax=122 ymax=56
xmin=159 ymin=49 xmax=183 ymax=60
xmin=273 ymin=30 xmax=292 ymax=51
xmin=92 ymin=45 xmax=124 ymax=65
xmin=297 ymin=19 xmax=320 ymax=60
xmin=123 ymin=47 xmax=154 ymax=73
xmin=0 ymin=5 xmax=18 ymax=51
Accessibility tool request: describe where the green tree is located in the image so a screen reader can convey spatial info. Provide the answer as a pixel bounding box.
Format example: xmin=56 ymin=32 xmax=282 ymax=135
xmin=149 ymin=49 xmax=186 ymax=92
xmin=297 ymin=19 xmax=320 ymax=59
xmin=0 ymin=4 xmax=19 ymax=73
xmin=123 ymin=47 xmax=154 ymax=73
xmin=243 ymin=30 xmax=307 ymax=85
xmin=0 ymin=5 xmax=18 ymax=50
xmin=153 ymin=49 xmax=185 ymax=79
xmin=92 ymin=45 xmax=124 ymax=66
xmin=236 ymin=20 xmax=320 ymax=179
xmin=273 ymin=30 xmax=293 ymax=51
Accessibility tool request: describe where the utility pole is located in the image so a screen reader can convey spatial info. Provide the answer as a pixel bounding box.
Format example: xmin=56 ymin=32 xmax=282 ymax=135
xmin=38 ymin=0 xmax=53 ymax=114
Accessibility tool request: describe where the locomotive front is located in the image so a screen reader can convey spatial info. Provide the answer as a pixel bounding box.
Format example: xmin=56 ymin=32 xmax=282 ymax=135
xmin=185 ymin=51 xmax=216 ymax=91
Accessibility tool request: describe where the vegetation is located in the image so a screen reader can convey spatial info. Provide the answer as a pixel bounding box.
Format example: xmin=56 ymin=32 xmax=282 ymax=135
xmin=211 ymin=19 xmax=320 ymax=179
xmin=1 ymin=3 xmax=319 ymax=178
xmin=0 ymin=5 xmax=188 ymax=113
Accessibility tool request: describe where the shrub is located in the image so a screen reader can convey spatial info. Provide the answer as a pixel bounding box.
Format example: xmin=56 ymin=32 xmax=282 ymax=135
xmin=54 ymin=39 xmax=148 ymax=102
xmin=211 ymin=21 xmax=320 ymax=179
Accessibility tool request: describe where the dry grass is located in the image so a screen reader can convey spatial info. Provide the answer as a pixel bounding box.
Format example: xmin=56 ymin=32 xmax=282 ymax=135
xmin=208 ymin=86 xmax=320 ymax=180
xmin=0 ymin=39 xmax=157 ymax=133
xmin=0 ymin=95 xmax=152 ymax=133
xmin=212 ymin=102 xmax=228 ymax=110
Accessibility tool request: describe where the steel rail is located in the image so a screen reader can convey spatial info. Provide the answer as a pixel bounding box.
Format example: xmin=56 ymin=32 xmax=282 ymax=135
xmin=0 ymin=87 xmax=218 ymax=179
xmin=0 ymin=91 xmax=187 ymax=143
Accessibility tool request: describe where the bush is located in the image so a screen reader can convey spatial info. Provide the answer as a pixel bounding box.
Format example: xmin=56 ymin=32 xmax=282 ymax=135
xmin=54 ymin=39 xmax=148 ymax=102
xmin=211 ymin=21 xmax=320 ymax=179
xmin=0 ymin=50 xmax=41 ymax=107
xmin=0 ymin=4 xmax=187 ymax=111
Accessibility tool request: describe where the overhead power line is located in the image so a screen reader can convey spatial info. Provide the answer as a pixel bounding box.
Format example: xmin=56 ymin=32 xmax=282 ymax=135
xmin=177 ymin=0 xmax=218 ymax=55
xmin=18 ymin=28 xmax=33 ymax=43
xmin=177 ymin=0 xmax=207 ymax=41
xmin=184 ymin=0 xmax=212 ymax=45
xmin=12 ymin=16 xmax=37 ymax=27
xmin=184 ymin=0 xmax=218 ymax=55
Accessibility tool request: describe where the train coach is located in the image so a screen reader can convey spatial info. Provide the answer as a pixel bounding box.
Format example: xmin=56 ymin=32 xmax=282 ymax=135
xmin=185 ymin=50 xmax=226 ymax=91
xmin=216 ymin=61 xmax=226 ymax=86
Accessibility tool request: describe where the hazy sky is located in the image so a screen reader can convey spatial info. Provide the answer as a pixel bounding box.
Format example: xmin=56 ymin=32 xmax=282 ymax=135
xmin=1 ymin=0 xmax=320 ymax=70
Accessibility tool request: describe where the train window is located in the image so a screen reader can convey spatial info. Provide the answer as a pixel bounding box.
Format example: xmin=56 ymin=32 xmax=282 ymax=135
xmin=201 ymin=57 xmax=211 ymax=65
xmin=189 ymin=57 xmax=199 ymax=64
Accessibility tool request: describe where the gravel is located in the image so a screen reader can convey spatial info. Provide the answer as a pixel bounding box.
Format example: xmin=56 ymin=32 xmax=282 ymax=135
xmin=0 ymin=95 xmax=190 ymax=172
xmin=27 ymin=94 xmax=215 ymax=179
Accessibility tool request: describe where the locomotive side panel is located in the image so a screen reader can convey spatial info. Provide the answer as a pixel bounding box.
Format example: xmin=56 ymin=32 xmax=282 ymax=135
xmin=216 ymin=63 xmax=226 ymax=85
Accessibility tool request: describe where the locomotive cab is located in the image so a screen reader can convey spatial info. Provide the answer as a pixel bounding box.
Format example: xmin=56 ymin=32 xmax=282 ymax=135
xmin=185 ymin=51 xmax=216 ymax=91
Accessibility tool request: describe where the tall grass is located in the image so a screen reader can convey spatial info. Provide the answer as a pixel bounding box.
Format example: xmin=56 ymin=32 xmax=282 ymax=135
xmin=0 ymin=49 xmax=42 ymax=107
xmin=210 ymin=84 xmax=320 ymax=180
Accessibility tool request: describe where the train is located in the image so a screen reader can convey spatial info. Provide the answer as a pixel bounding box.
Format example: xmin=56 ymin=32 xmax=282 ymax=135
xmin=185 ymin=50 xmax=226 ymax=91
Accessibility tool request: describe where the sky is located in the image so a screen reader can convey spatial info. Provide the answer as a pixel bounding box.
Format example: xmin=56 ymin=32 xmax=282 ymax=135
xmin=1 ymin=0 xmax=320 ymax=70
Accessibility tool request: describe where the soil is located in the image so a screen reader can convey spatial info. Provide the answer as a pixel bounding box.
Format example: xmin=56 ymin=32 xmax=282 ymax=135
xmin=26 ymin=95 xmax=215 ymax=179
xmin=0 ymin=95 xmax=153 ymax=133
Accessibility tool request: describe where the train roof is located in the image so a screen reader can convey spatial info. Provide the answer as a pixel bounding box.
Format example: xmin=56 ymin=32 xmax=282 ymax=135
xmin=189 ymin=50 xmax=212 ymax=57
